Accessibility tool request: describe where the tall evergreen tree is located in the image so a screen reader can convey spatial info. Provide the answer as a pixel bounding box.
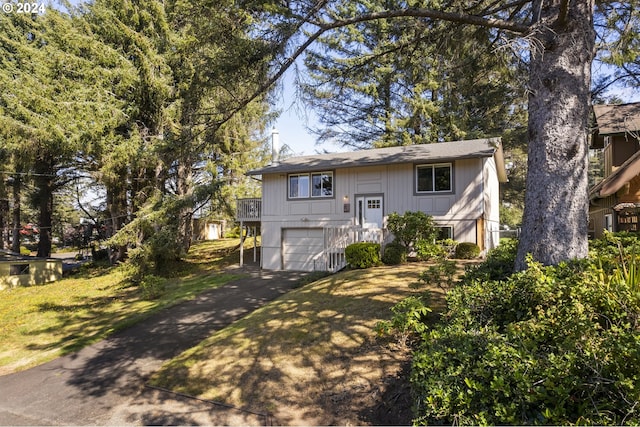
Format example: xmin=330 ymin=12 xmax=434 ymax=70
xmin=0 ymin=10 xmax=129 ymax=257
xmin=302 ymin=6 xmax=527 ymax=148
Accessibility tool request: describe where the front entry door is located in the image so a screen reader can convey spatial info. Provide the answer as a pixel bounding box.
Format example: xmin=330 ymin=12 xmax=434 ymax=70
xmin=356 ymin=196 xmax=383 ymax=228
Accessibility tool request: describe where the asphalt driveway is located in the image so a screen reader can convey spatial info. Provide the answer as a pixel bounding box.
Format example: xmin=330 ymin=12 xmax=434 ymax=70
xmin=0 ymin=265 xmax=307 ymax=426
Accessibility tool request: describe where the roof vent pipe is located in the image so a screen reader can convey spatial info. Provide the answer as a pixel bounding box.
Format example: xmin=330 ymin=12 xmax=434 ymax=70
xmin=271 ymin=127 xmax=280 ymax=165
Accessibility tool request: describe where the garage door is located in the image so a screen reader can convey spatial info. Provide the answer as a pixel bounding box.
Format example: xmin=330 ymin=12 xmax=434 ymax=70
xmin=282 ymin=228 xmax=324 ymax=271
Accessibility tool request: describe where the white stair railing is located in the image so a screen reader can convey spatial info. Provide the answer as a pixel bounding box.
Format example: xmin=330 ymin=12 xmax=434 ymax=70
xmin=313 ymin=225 xmax=384 ymax=272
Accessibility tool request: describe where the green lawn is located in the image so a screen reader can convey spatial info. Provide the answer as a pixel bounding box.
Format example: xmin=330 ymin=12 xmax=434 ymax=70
xmin=149 ymin=263 xmax=448 ymax=425
xmin=0 ymin=239 xmax=250 ymax=375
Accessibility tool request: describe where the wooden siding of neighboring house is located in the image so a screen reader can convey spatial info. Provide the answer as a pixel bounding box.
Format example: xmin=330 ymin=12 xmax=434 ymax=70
xmin=260 ymin=158 xmax=490 ymax=270
xmin=615 ymin=173 xmax=640 ymax=204
xmin=589 ymin=135 xmax=640 ymax=238
xmin=611 ymin=136 xmax=639 ymax=171
xmin=590 ymin=195 xmax=616 ymax=238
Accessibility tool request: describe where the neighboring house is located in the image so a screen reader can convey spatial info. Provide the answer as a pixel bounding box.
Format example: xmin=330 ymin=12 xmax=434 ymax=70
xmin=239 ymin=138 xmax=508 ymax=272
xmin=0 ymin=252 xmax=63 ymax=290
xmin=589 ymin=102 xmax=640 ymax=238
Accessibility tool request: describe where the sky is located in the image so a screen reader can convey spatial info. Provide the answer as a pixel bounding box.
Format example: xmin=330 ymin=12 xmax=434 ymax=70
xmin=272 ymin=70 xmax=345 ymax=157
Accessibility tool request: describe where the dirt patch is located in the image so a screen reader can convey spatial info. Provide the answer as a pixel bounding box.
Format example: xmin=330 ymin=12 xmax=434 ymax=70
xmin=360 ymin=360 xmax=414 ymax=425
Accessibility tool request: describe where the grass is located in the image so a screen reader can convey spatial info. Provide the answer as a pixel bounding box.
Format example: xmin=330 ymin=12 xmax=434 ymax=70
xmin=0 ymin=238 xmax=251 ymax=375
xmin=149 ymin=262 xmax=457 ymax=425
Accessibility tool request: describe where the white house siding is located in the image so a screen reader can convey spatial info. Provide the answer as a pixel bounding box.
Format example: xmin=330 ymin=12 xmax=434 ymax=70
xmin=411 ymin=158 xmax=484 ymax=245
xmin=259 ymin=158 xmax=491 ymax=270
xmin=483 ymin=157 xmax=502 ymax=251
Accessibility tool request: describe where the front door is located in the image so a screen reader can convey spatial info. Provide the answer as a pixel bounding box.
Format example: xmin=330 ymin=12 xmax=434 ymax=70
xmin=356 ymin=196 xmax=383 ymax=228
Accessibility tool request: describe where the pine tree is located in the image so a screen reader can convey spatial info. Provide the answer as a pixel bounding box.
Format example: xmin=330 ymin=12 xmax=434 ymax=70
xmin=302 ymin=8 xmax=527 ymax=148
xmin=0 ymin=10 xmax=129 ymax=257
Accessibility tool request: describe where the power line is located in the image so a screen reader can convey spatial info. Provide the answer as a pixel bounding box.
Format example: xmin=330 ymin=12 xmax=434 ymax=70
xmin=0 ymin=170 xmax=58 ymax=177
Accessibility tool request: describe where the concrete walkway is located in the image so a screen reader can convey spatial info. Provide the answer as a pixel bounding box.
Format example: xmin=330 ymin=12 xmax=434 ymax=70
xmin=0 ymin=265 xmax=308 ymax=426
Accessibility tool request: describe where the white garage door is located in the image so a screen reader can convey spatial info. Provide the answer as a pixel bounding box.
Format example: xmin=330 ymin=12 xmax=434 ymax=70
xmin=282 ymin=228 xmax=324 ymax=271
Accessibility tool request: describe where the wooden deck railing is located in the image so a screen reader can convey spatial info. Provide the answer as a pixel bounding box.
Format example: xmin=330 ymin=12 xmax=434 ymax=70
xmin=236 ymin=198 xmax=261 ymax=222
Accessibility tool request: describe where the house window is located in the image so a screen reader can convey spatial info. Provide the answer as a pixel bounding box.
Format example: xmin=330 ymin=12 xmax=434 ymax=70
xmin=312 ymin=172 xmax=333 ymax=197
xmin=604 ymin=214 xmax=613 ymax=232
xmin=436 ymin=226 xmax=453 ymax=240
xmin=416 ymin=163 xmax=452 ymax=193
xmin=289 ymin=172 xmax=333 ymax=199
xmin=289 ymin=174 xmax=309 ymax=198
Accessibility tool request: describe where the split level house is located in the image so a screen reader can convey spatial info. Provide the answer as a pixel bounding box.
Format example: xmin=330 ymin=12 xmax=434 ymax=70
xmin=237 ymin=138 xmax=508 ymax=272
xmin=589 ymin=102 xmax=640 ymax=238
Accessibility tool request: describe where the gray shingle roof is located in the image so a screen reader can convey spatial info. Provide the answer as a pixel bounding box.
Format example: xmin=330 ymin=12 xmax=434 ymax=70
xmin=593 ymin=103 xmax=640 ymax=135
xmin=248 ymin=137 xmax=503 ymax=175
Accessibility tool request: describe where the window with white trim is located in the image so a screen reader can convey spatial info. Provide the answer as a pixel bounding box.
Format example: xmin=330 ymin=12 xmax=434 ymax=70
xmin=289 ymin=174 xmax=309 ymax=198
xmin=436 ymin=226 xmax=453 ymax=240
xmin=416 ymin=163 xmax=452 ymax=193
xmin=289 ymin=171 xmax=333 ymax=198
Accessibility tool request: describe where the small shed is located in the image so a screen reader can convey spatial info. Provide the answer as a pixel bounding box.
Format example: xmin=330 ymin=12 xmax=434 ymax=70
xmin=192 ymin=219 xmax=226 ymax=241
xmin=0 ymin=253 xmax=63 ymax=290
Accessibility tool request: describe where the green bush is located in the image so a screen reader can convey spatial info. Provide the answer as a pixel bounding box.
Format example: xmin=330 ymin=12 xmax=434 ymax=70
xmin=438 ymin=238 xmax=458 ymax=258
xmin=464 ymin=238 xmax=518 ymax=282
xmin=589 ymin=231 xmax=640 ymax=270
xmin=375 ymin=296 xmax=431 ymax=345
xmin=19 ymin=246 xmax=31 ymax=256
xmin=345 ymin=242 xmax=381 ymax=269
xmin=409 ymin=243 xmax=640 ymax=426
xmin=413 ymin=259 xmax=458 ymax=291
xmin=414 ymin=239 xmax=446 ymax=261
xmin=140 ymin=274 xmax=167 ymax=300
xmin=382 ymin=241 xmax=407 ymax=265
xmin=454 ymin=242 xmax=480 ymax=259
xmin=387 ymin=211 xmax=437 ymax=249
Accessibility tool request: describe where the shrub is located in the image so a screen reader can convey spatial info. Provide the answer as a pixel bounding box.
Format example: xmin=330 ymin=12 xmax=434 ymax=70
xmin=382 ymin=241 xmax=407 ymax=265
xmin=413 ymin=259 xmax=458 ymax=291
xmin=589 ymin=231 xmax=640 ymax=271
xmin=464 ymin=238 xmax=518 ymax=282
xmin=108 ymin=192 xmax=185 ymax=281
xmin=409 ymin=250 xmax=640 ymax=426
xmin=375 ymin=296 xmax=431 ymax=345
xmin=140 ymin=274 xmax=167 ymax=300
xmin=387 ymin=211 xmax=437 ymax=249
xmin=345 ymin=242 xmax=380 ymax=269
xmin=438 ymin=238 xmax=458 ymax=258
xmin=415 ymin=239 xmax=446 ymax=261
xmin=454 ymin=242 xmax=480 ymax=259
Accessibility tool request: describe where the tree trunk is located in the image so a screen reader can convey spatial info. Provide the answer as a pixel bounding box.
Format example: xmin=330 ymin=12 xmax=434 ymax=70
xmin=177 ymin=159 xmax=193 ymax=253
xmin=11 ymin=175 xmax=21 ymax=254
xmin=106 ymin=173 xmax=128 ymax=263
xmin=0 ymin=178 xmax=7 ymax=250
xmin=515 ymin=0 xmax=595 ymax=270
xmin=35 ymin=155 xmax=55 ymax=258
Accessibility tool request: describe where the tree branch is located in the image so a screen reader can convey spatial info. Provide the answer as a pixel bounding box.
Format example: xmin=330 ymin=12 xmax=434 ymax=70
xmin=210 ymin=6 xmax=532 ymax=132
xmin=557 ymin=0 xmax=570 ymax=28
xmin=315 ymin=7 xmax=530 ymax=34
